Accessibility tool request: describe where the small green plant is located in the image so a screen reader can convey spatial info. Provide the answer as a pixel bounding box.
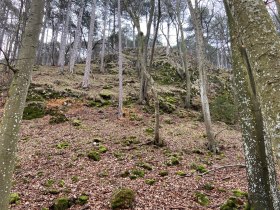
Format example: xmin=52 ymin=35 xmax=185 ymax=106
xmin=137 ymin=162 xmax=153 ymax=171
xmin=145 ymin=179 xmax=156 ymax=185
xmin=176 ymin=171 xmax=187 ymax=177
xmin=110 ymin=188 xmax=135 ymax=209
xmin=87 ymin=150 xmax=100 ymax=161
xmin=159 ymin=170 xmax=169 ymax=177
xmin=195 ymin=192 xmax=209 ymax=206
xmin=130 ymin=169 xmax=145 ymax=179
xmin=9 ymin=193 xmax=20 ymax=204
xmin=71 ymin=176 xmax=79 ymax=183
xmin=98 ymin=145 xmax=108 ymax=153
xmin=51 ymin=197 xmax=71 ymax=210
xmin=49 ymin=113 xmax=68 ymax=124
xmin=203 ymin=183 xmax=214 ymax=190
xmin=72 ymin=119 xmax=81 ymax=126
xmin=77 ymin=195 xmax=89 ymax=205
xmin=190 ymin=163 xmax=208 ymax=173
xmin=232 ymin=189 xmax=248 ymax=198
xmin=44 ymin=179 xmax=55 ymax=188
xmin=56 ymin=142 xmax=69 ymax=149
xmin=166 ymin=156 xmax=180 ymax=166
xmin=58 ymin=180 xmax=65 ymax=187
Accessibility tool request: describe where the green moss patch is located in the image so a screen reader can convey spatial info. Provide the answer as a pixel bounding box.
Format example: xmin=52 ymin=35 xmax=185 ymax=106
xmin=77 ymin=195 xmax=89 ymax=205
xmin=176 ymin=170 xmax=187 ymax=177
xmin=49 ymin=113 xmax=68 ymax=124
xmin=110 ymin=188 xmax=135 ymax=210
xmin=137 ymin=162 xmax=153 ymax=171
xmin=159 ymin=170 xmax=169 ymax=177
xmin=195 ymin=192 xmax=209 ymax=206
xmin=51 ymin=197 xmax=72 ymax=210
xmin=190 ymin=163 xmax=208 ymax=173
xmin=87 ymin=150 xmax=100 ymax=161
xmin=23 ymin=102 xmax=46 ymax=120
xmin=9 ymin=193 xmax=20 ymax=204
xmin=145 ymin=179 xmax=156 ymax=185
xmin=56 ymin=142 xmax=69 ymax=149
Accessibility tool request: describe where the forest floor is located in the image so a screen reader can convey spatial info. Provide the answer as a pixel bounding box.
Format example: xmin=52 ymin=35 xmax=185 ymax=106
xmin=0 ymin=61 xmax=266 ymax=210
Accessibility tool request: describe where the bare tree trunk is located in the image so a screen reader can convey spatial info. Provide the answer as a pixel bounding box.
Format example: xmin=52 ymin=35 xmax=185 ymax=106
xmin=100 ymin=1 xmax=108 ymax=73
xmin=58 ymin=0 xmax=71 ymax=73
xmin=69 ymin=0 xmax=84 ymax=74
xmin=176 ymin=0 xmax=191 ymax=108
xmin=229 ymin=0 xmax=280 ymax=166
xmin=82 ymin=0 xmax=96 ymax=88
xmin=132 ymin=24 xmax=136 ymax=48
xmin=118 ymin=0 xmax=123 ymax=118
xmin=187 ymin=0 xmax=217 ymax=152
xmin=224 ymin=1 xmax=280 ymax=208
xmin=150 ymin=0 xmax=161 ymax=67
xmin=166 ymin=17 xmax=170 ymax=55
xmin=0 ymin=0 xmax=44 ymax=209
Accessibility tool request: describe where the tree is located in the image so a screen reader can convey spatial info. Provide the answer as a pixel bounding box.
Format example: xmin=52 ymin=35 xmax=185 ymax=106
xmin=69 ymin=0 xmax=85 ymax=74
xmin=118 ymin=0 xmax=123 ymax=118
xmin=187 ymin=0 xmax=217 ymax=152
xmin=82 ymin=0 xmax=97 ymax=88
xmin=58 ymin=0 xmax=72 ymax=74
xmin=0 ymin=0 xmax=45 ymax=209
xmin=224 ymin=0 xmax=280 ymax=208
xmin=228 ymin=0 xmax=280 ymax=165
xmin=100 ymin=1 xmax=108 ymax=73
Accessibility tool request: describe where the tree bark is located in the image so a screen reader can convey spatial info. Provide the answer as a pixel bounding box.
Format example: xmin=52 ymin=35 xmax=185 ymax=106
xmin=82 ymin=0 xmax=96 ymax=88
xmin=118 ymin=0 xmax=123 ymax=118
xmin=187 ymin=0 xmax=217 ymax=152
xmin=228 ymin=0 xmax=280 ymax=165
xmin=224 ymin=1 xmax=280 ymax=208
xmin=100 ymin=1 xmax=108 ymax=73
xmin=69 ymin=0 xmax=85 ymax=74
xmin=58 ymin=0 xmax=71 ymax=73
xmin=0 ymin=0 xmax=44 ymax=209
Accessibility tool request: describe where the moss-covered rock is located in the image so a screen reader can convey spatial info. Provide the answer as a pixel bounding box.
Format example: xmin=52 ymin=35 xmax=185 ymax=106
xmin=145 ymin=179 xmax=156 ymax=185
xmin=23 ymin=102 xmax=46 ymax=120
xmin=49 ymin=113 xmax=68 ymax=124
xmin=176 ymin=171 xmax=187 ymax=177
xmin=87 ymin=150 xmax=100 ymax=161
xmin=220 ymin=197 xmax=244 ymax=210
xmin=159 ymin=170 xmax=169 ymax=177
xmin=190 ymin=163 xmax=208 ymax=173
xmin=51 ymin=197 xmax=72 ymax=210
xmin=9 ymin=193 xmax=20 ymax=204
xmin=110 ymin=188 xmax=135 ymax=209
xmin=77 ymin=195 xmax=89 ymax=205
xmin=99 ymin=90 xmax=113 ymax=100
xmin=195 ymin=192 xmax=209 ymax=206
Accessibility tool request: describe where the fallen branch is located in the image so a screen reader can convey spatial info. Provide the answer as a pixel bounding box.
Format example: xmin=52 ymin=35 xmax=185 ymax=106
xmin=122 ymin=140 xmax=154 ymax=151
xmin=198 ymin=164 xmax=246 ymax=176
xmin=0 ymin=47 xmax=19 ymax=73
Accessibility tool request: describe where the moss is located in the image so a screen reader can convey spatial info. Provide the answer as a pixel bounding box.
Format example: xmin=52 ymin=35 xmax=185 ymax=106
xmin=45 ymin=179 xmax=55 ymax=188
xmin=87 ymin=150 xmax=100 ymax=161
xmin=176 ymin=171 xmax=187 ymax=177
xmin=110 ymin=188 xmax=135 ymax=209
xmin=23 ymin=102 xmax=46 ymax=120
xmin=129 ymin=113 xmax=143 ymax=121
xmin=103 ymin=84 xmax=113 ymax=89
xmin=159 ymin=170 xmax=169 ymax=177
xmin=52 ymin=197 xmax=71 ymax=210
xmin=49 ymin=113 xmax=68 ymax=124
xmin=56 ymin=142 xmax=69 ymax=149
xmin=210 ymin=90 xmax=237 ymax=125
xmin=58 ymin=180 xmax=65 ymax=187
xmin=137 ymin=162 xmax=153 ymax=171
xmin=122 ymin=136 xmax=140 ymax=146
xmin=48 ymin=189 xmax=60 ymax=195
xmin=72 ymin=119 xmax=81 ymax=126
xmin=232 ymin=189 xmax=248 ymax=198
xmin=87 ymin=98 xmax=111 ymax=108
xmin=77 ymin=195 xmax=89 ymax=205
xmin=99 ymin=90 xmax=113 ymax=100
xmin=190 ymin=163 xmax=208 ymax=173
xmin=130 ymin=169 xmax=145 ymax=179
xmin=166 ymin=156 xmax=180 ymax=166
xmin=120 ymin=170 xmax=130 ymax=178
xmin=159 ymin=99 xmax=176 ymax=114
xmin=203 ymin=183 xmax=214 ymax=190
xmin=99 ymin=145 xmax=108 ymax=153
xmin=113 ymin=151 xmax=125 ymax=160
xmin=145 ymin=179 xmax=156 ymax=185
xmin=9 ymin=193 xmax=20 ymax=204
xmin=145 ymin=128 xmax=154 ymax=135
xmin=195 ymin=192 xmax=210 ymax=206
xmin=71 ymin=176 xmax=79 ymax=183
xmin=220 ymin=197 xmax=245 ymax=210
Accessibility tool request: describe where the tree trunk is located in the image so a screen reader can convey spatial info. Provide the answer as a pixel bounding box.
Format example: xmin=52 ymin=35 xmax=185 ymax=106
xmin=58 ymin=0 xmax=71 ymax=73
xmin=0 ymin=0 xmax=44 ymax=209
xmin=100 ymin=1 xmax=108 ymax=73
xmin=118 ymin=0 xmax=123 ymax=118
xmin=69 ymin=0 xmax=85 ymax=74
xmin=82 ymin=0 xmax=96 ymax=88
xmin=187 ymin=0 xmax=217 ymax=152
xmin=176 ymin=0 xmax=191 ymax=109
xmin=228 ymin=0 xmax=280 ymax=165
xmin=224 ymin=1 xmax=280 ymax=208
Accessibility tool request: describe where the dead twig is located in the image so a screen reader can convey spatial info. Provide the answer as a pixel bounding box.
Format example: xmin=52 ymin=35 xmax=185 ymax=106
xmin=0 ymin=47 xmax=19 ymax=73
xmin=198 ymin=164 xmax=246 ymax=176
